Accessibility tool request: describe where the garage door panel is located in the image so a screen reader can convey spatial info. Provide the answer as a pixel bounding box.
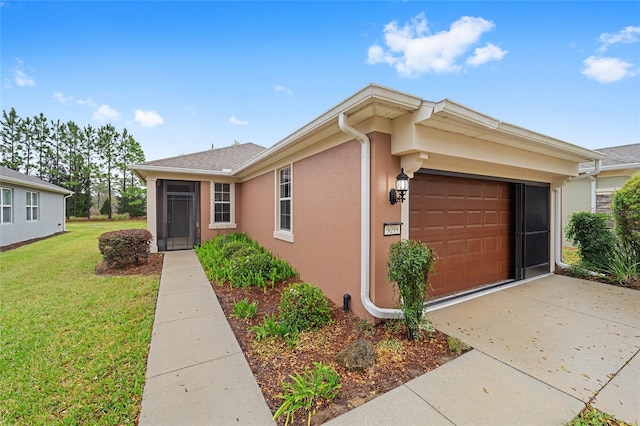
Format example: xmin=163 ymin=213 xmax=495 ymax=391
xmin=410 ymin=174 xmax=513 ymax=298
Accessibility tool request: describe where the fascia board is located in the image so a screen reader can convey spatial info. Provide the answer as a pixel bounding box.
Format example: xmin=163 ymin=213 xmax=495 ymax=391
xmin=581 ymin=162 xmax=640 ymax=172
xmin=422 ymin=98 xmax=605 ymax=162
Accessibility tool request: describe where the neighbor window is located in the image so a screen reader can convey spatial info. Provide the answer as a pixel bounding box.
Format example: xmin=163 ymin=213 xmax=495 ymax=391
xmin=1 ymin=187 xmax=12 ymax=224
xmin=213 ymin=183 xmax=231 ymax=223
xmin=279 ymin=166 xmax=292 ymax=231
xmin=26 ymin=191 xmax=39 ymax=221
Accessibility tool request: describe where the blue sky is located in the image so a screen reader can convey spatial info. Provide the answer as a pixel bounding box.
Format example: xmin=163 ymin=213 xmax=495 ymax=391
xmin=2 ymin=1 xmax=639 ymax=162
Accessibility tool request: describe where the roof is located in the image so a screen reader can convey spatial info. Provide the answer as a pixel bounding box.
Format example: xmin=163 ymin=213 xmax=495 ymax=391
xmin=130 ymin=84 xmax=605 ymax=180
xmin=0 ymin=166 xmax=73 ymax=195
xmin=580 ymin=143 xmax=640 ymax=172
xmin=130 ymin=143 xmax=266 ymax=179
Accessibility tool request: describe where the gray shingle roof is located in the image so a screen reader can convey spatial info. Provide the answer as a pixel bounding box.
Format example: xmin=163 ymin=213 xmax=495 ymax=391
xmin=0 ymin=166 xmax=73 ymax=194
xmin=579 ymin=143 xmax=640 ymax=171
xmin=139 ymin=143 xmax=267 ymax=172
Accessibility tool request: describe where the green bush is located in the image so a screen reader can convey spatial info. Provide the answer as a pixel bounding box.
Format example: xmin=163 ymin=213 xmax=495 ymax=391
xmin=231 ymin=299 xmax=259 ymax=319
xmin=98 ymin=228 xmax=152 ymax=268
xmin=386 ymin=239 xmax=437 ymax=341
xmin=278 ymin=283 xmax=332 ymax=333
xmin=565 ymin=212 xmax=617 ymax=271
xmin=228 ymin=251 xmax=273 ymax=288
xmin=273 ymin=362 xmax=341 ymax=426
xmin=612 ymin=172 xmax=640 ymax=258
xmin=195 ymin=233 xmax=299 ymax=288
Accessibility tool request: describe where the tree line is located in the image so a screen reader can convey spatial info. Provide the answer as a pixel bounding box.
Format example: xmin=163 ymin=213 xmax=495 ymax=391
xmin=0 ymin=108 xmax=147 ymax=218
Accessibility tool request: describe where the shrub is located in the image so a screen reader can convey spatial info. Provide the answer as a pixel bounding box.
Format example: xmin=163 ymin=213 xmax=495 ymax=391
xmin=278 ymin=283 xmax=332 ymax=333
xmin=386 ymin=239 xmax=437 ymax=341
xmin=565 ymin=212 xmax=617 ymax=271
xmin=603 ymin=242 xmax=639 ymax=286
xmin=228 ymin=251 xmax=273 ymax=288
xmin=231 ymin=299 xmax=259 ymax=319
xmin=98 ymin=228 xmax=152 ymax=268
xmin=273 ymin=362 xmax=340 ymax=426
xmin=611 ymin=172 xmax=640 ymax=259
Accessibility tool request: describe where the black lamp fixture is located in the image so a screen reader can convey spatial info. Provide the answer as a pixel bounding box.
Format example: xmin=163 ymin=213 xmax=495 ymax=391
xmin=389 ymin=168 xmax=409 ymax=205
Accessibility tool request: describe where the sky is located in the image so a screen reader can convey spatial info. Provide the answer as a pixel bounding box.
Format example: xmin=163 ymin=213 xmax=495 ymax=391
xmin=1 ymin=1 xmax=639 ymax=162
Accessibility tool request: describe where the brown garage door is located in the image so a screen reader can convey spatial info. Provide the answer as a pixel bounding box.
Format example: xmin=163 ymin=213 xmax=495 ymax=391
xmin=410 ymin=173 xmax=513 ymax=298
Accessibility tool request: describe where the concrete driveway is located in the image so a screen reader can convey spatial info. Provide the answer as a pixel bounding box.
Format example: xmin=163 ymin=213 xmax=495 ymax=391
xmin=430 ymin=274 xmax=640 ymax=424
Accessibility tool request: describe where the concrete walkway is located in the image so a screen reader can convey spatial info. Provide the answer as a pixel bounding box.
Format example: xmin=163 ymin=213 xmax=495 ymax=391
xmin=138 ymin=250 xmax=274 ymax=425
xmin=140 ymin=251 xmax=640 ymax=425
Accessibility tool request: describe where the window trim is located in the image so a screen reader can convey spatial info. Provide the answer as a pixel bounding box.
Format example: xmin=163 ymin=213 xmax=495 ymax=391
xmin=273 ymin=165 xmax=294 ymax=242
xmin=1 ymin=187 xmax=13 ymax=224
xmin=209 ymin=181 xmax=237 ymax=230
xmin=26 ymin=191 xmax=39 ymax=222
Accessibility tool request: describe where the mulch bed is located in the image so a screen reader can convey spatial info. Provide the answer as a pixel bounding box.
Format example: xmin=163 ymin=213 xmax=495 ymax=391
xmin=212 ymin=279 xmax=461 ymax=425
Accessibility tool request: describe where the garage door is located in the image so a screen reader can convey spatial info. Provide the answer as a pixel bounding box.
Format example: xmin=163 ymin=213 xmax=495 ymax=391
xmin=410 ymin=173 xmax=513 ymax=298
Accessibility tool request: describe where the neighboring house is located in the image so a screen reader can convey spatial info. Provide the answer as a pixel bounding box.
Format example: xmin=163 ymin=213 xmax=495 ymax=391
xmin=0 ymin=166 xmax=73 ymax=248
xmin=562 ymin=143 xmax=640 ymax=246
xmin=131 ymin=84 xmax=604 ymax=320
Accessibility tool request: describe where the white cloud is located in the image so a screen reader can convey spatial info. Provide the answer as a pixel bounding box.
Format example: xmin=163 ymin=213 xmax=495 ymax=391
xmin=467 ymin=43 xmax=508 ymax=66
xmin=13 ymin=58 xmax=35 ymax=87
xmin=275 ymin=85 xmax=293 ymax=95
xmin=134 ymin=110 xmax=164 ymax=127
xmin=229 ymin=116 xmax=249 ymax=125
xmin=599 ymin=26 xmax=640 ymax=52
xmin=52 ymin=92 xmax=73 ymax=105
xmin=367 ymin=13 xmax=505 ymax=76
xmin=93 ymin=104 xmax=120 ymax=122
xmin=77 ymin=97 xmax=97 ymax=107
xmin=581 ymin=56 xmax=637 ymax=83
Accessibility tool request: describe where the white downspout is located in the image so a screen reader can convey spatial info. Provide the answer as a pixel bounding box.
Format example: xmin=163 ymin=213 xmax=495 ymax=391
xmin=555 ymin=159 xmax=602 ymax=269
xmin=338 ymin=113 xmax=403 ymax=319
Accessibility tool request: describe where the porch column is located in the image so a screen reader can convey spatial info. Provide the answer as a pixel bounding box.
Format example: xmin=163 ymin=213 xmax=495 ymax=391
xmin=146 ymin=178 xmax=158 ymax=253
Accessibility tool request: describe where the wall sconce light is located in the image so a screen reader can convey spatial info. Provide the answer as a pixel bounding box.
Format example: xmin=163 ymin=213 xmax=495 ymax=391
xmin=389 ymin=168 xmax=409 ymax=205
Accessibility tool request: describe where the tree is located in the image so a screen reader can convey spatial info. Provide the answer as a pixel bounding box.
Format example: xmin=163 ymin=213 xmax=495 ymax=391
xmin=33 ymin=113 xmax=52 ymax=180
xmin=0 ymin=108 xmax=23 ymax=170
xmin=97 ymin=124 xmax=119 ymax=219
xmin=612 ymin=173 xmax=640 ymax=259
xmin=18 ymin=116 xmax=36 ymax=175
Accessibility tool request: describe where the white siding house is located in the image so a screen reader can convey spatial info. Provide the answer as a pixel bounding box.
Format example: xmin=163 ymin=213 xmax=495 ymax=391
xmin=0 ymin=166 xmax=73 ymax=248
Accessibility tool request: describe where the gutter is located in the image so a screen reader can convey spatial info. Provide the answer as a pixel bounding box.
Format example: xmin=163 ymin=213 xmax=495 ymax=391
xmin=338 ymin=113 xmax=403 ymax=319
xmin=555 ymin=159 xmax=602 ymax=269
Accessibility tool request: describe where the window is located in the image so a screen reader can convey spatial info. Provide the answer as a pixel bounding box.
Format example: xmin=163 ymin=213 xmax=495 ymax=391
xmin=279 ymin=167 xmax=292 ymax=231
xmin=213 ymin=183 xmax=231 ymax=223
xmin=26 ymin=191 xmax=39 ymax=221
xmin=273 ymin=166 xmax=294 ymax=242
xmin=209 ymin=182 xmax=236 ymax=229
xmin=1 ymin=187 xmax=12 ymax=224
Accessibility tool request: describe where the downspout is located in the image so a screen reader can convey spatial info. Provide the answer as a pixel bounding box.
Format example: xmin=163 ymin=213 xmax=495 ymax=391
xmin=338 ymin=113 xmax=403 ymax=319
xmin=555 ymin=159 xmax=602 ymax=269
xmin=63 ymin=193 xmax=73 ymax=232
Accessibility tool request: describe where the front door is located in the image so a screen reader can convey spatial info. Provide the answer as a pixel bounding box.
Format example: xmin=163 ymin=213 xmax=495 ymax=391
xmin=167 ymin=193 xmax=194 ymax=250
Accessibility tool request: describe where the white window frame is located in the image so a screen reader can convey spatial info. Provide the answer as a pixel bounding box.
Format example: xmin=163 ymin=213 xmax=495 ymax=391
xmin=273 ymin=165 xmax=294 ymax=242
xmin=26 ymin=191 xmax=39 ymax=222
xmin=1 ymin=187 xmax=12 ymax=224
xmin=209 ymin=181 xmax=237 ymax=229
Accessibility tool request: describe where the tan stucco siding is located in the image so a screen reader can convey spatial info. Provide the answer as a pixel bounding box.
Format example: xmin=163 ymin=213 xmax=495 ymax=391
xmin=239 ymin=139 xmax=365 ymax=316
xmin=597 ymin=175 xmax=628 ymax=191
xmin=369 ymin=132 xmax=402 ymax=314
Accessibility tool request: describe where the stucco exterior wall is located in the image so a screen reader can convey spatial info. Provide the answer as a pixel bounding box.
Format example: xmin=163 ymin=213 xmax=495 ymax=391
xmin=369 ymin=132 xmax=402 ymax=314
xmin=562 ymin=178 xmax=593 ymax=246
xmin=239 ymin=139 xmax=367 ymax=316
xmin=0 ymin=184 xmax=66 ymax=247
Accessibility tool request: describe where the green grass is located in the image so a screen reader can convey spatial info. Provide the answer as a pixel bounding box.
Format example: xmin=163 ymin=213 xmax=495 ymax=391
xmin=563 ymin=246 xmax=581 ymax=266
xmin=0 ymin=220 xmax=159 ymax=425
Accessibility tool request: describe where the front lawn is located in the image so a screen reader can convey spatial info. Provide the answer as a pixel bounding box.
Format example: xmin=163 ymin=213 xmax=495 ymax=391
xmin=0 ymin=220 xmax=159 ymax=425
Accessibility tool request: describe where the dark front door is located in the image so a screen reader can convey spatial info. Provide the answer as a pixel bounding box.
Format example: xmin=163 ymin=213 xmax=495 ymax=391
xmin=167 ymin=193 xmax=194 ymax=250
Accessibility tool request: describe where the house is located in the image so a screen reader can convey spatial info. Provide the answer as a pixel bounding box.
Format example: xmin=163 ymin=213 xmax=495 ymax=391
xmin=0 ymin=166 xmax=73 ymax=249
xmin=562 ymin=143 xmax=640 ymax=245
xmin=130 ymin=84 xmax=604 ymax=320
